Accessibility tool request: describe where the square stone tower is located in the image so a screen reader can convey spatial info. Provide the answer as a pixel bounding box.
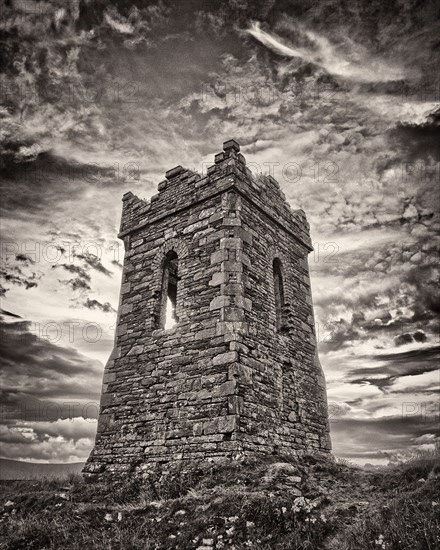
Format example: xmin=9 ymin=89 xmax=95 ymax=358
xmin=84 ymin=139 xmax=331 ymax=477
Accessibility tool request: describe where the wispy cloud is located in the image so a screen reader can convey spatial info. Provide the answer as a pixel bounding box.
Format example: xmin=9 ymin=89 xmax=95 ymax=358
xmin=104 ymin=9 xmax=135 ymax=35
xmin=246 ymin=21 xmax=406 ymax=83
xmin=347 ymin=346 xmax=440 ymax=391
xmin=52 ymin=264 xmax=91 ymax=281
xmin=82 ymin=298 xmax=115 ymax=313
xmin=74 ymin=252 xmax=112 ymax=277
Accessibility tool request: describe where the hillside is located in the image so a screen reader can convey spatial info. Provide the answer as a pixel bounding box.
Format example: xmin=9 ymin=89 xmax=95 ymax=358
xmin=0 ymin=452 xmax=438 ymax=550
xmin=0 ymin=459 xmax=85 ymax=480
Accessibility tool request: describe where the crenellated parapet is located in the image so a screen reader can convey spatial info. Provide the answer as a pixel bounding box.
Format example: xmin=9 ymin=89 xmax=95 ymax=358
xmin=119 ymin=139 xmax=312 ymax=251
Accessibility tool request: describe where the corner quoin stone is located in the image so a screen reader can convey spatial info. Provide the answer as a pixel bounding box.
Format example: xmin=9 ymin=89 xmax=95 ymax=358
xmin=84 ymin=139 xmax=331 ymax=478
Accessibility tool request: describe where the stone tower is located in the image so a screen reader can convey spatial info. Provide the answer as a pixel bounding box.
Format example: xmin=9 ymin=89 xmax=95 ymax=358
xmin=84 ymin=139 xmax=331 ymax=477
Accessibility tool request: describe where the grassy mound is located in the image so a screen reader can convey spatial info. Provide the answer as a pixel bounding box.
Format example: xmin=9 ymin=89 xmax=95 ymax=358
xmin=0 ymin=452 xmax=439 ymax=550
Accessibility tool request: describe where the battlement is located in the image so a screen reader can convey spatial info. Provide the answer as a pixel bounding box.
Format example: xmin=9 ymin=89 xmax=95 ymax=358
xmin=119 ymin=139 xmax=312 ymax=250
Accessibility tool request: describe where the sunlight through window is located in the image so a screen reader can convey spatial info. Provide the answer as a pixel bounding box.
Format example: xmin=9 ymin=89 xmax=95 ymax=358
xmin=165 ymin=296 xmax=177 ymax=330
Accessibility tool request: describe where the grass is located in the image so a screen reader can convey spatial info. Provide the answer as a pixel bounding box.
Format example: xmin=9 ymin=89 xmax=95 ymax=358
xmin=0 ymin=451 xmax=439 ymax=550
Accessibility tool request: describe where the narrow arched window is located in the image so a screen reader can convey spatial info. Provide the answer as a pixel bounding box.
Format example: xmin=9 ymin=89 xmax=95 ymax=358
xmin=160 ymin=250 xmax=179 ymax=329
xmin=273 ymin=258 xmax=285 ymax=332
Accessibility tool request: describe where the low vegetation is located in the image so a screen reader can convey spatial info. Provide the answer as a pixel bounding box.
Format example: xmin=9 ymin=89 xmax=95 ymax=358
xmin=0 ymin=450 xmax=439 ymax=549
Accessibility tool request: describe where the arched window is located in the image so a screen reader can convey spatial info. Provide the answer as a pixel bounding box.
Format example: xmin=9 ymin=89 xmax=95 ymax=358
xmin=160 ymin=250 xmax=179 ymax=329
xmin=273 ymin=258 xmax=285 ymax=332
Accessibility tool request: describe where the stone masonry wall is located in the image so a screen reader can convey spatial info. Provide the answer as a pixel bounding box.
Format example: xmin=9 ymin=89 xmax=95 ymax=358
xmin=236 ymin=196 xmax=331 ymax=456
xmin=84 ymin=140 xmax=331 ymax=477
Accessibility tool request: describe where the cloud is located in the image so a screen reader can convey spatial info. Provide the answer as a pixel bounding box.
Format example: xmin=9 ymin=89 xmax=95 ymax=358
xmin=51 ymin=254 xmax=112 ymax=296
xmin=0 ymin=265 xmax=41 ymax=294
xmin=0 ymin=313 xmax=103 ymax=462
xmin=15 ymin=253 xmax=35 ymax=265
xmin=0 ymin=309 xmax=22 ymax=319
xmin=52 ymin=264 xmax=91 ymax=281
xmin=0 ymin=154 xmax=105 ymax=221
xmin=59 ymin=277 xmax=91 ymax=292
xmin=82 ymin=298 xmax=115 ymax=313
xmin=74 ymin=251 xmax=112 ymax=277
xmin=390 ymin=111 xmax=440 ymax=162
xmin=0 ymin=418 xmax=96 ymax=462
xmin=104 ymin=8 xmax=135 ymax=35
xmin=246 ymin=21 xmax=406 ymax=83
xmin=247 ymin=22 xmax=314 ymax=60
xmin=0 ymin=318 xmax=103 ymax=405
xmin=103 ymin=3 xmax=170 ymax=46
xmin=331 ymin=412 xmax=440 ymax=465
xmin=346 ymin=346 xmax=440 ymax=391
xmin=395 ymin=330 xmax=428 ymax=346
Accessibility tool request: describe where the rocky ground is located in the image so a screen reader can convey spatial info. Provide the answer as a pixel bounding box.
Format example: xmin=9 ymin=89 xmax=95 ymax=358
xmin=0 ymin=452 xmax=439 ymax=550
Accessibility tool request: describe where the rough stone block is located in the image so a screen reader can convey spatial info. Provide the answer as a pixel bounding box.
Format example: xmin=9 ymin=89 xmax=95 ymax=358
xmin=119 ymin=303 xmax=133 ymax=316
xmin=165 ymin=165 xmax=185 ymax=179
xmin=209 ymin=272 xmax=227 ymax=286
xmin=212 ymin=381 xmax=236 ymax=398
xmin=223 ymin=139 xmax=240 ymax=152
xmin=228 ymin=396 xmax=244 ymax=414
xmin=210 ymin=249 xmax=229 ymax=264
xmin=228 ymin=363 xmax=252 ymax=385
xmin=103 ymin=372 xmax=116 ymax=384
xmin=194 ymin=327 xmax=217 ymax=340
xmin=210 ymin=296 xmax=230 ymax=310
xmin=203 ymin=415 xmax=237 ymax=435
xmin=121 ymin=282 xmax=131 ymax=294
xmin=100 ymin=393 xmax=114 ymax=407
xmin=213 ymin=351 xmax=238 ymax=366
xmin=127 ymin=344 xmax=144 ymax=356
xmin=158 ymin=180 xmax=167 ymax=191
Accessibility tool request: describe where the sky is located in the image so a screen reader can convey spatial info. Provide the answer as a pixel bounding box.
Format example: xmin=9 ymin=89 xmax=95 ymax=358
xmin=0 ymin=0 xmax=439 ymax=466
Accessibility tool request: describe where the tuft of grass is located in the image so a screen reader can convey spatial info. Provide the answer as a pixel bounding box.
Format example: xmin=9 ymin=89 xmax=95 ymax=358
xmin=327 ymin=449 xmax=440 ymax=550
xmin=328 ymin=479 xmax=440 ymax=550
xmin=377 ymin=446 xmax=440 ymax=491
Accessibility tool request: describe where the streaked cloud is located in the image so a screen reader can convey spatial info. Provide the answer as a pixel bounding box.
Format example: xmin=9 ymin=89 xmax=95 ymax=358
xmin=246 ymin=21 xmax=406 ymax=82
